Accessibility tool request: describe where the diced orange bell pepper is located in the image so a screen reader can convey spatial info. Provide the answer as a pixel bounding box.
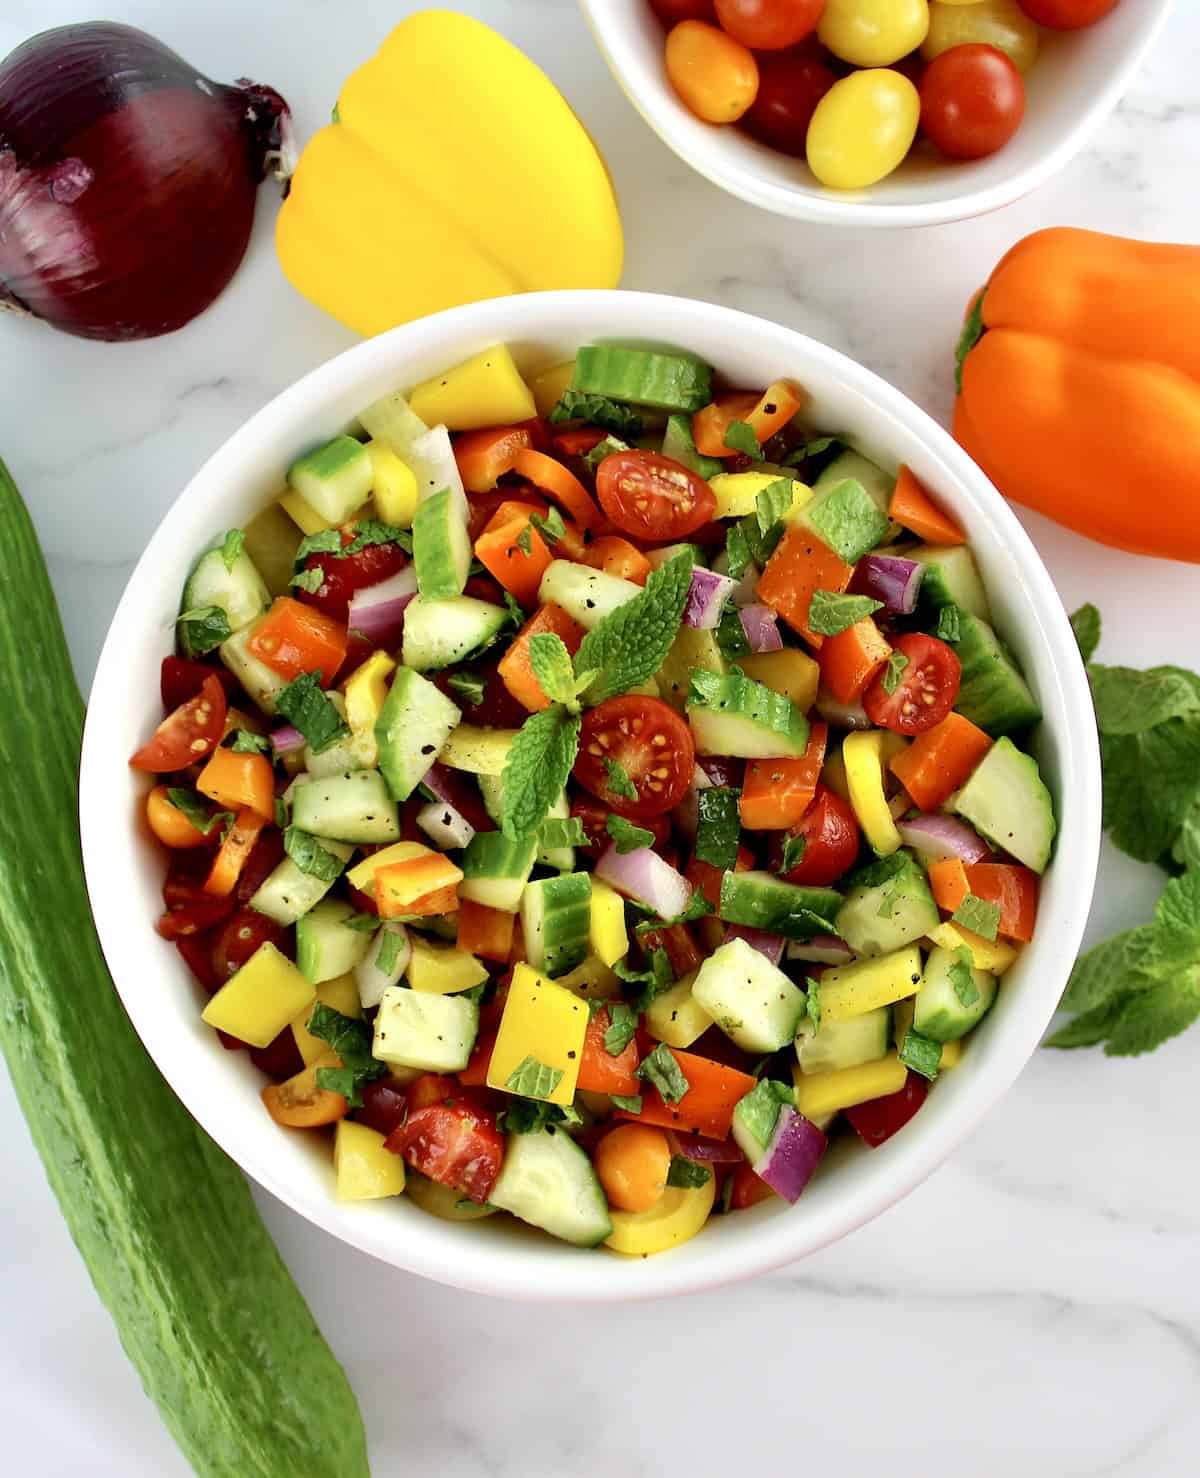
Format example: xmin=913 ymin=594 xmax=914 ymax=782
xmin=755 ymin=526 xmax=854 ymax=649
xmin=247 ymin=596 xmax=348 ymax=686
xmin=818 ymin=618 xmax=893 ymax=705
xmin=889 ymin=712 xmax=993 ymax=811
xmin=454 ymin=425 xmax=533 ymax=493
xmin=583 ymin=535 xmax=651 ymax=586
xmin=692 ymin=381 xmax=803 ymax=458
xmin=497 ymin=602 xmax=587 ymax=711
xmin=375 ymin=855 xmax=464 ymax=917
xmin=551 ymin=426 xmax=607 ymax=458
xmin=740 ymin=722 xmax=828 ymax=830
xmin=456 ymin=897 xmax=515 ymax=962
xmin=473 ymin=515 xmax=552 ymax=607
xmin=513 ymin=448 xmax=602 ymax=530
xmin=928 ymin=859 xmax=1039 ymax=943
xmin=928 ymin=858 xmax=970 ymax=914
xmin=614 ymin=1049 xmax=756 ymax=1139
xmin=576 ymin=1007 xmax=641 ymax=1096
xmin=889 ymin=465 xmax=965 ymax=546
xmin=196 ymin=747 xmax=276 ymax=819
xmin=458 ymin=1028 xmax=496 ymax=1087
xmin=203 ymin=808 xmax=266 ymax=897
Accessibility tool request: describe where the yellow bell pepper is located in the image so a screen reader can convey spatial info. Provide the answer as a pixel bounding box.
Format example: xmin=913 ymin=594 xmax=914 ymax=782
xmin=605 ymin=1177 xmax=716 ymax=1257
xmin=926 ymin=921 xmax=1018 ymax=975
xmin=643 ymin=971 xmax=713 ymax=1050
xmin=409 ymin=346 xmax=536 ymax=431
xmin=275 ymin=12 xmax=623 ymax=337
xmin=736 ymin=648 xmax=820 ymax=713
xmin=708 ymin=472 xmax=811 ymax=521
xmin=278 ymin=489 xmax=333 ymax=536
xmin=531 ymin=361 xmax=576 ymax=418
xmin=588 ymin=879 xmax=628 ymax=968
xmin=334 ymin=1121 xmax=407 ymax=1200
xmin=791 ymin=1053 xmax=908 ymax=1120
xmin=346 ymin=841 xmax=432 ymax=894
xmin=292 ymin=973 xmax=362 ymax=1065
xmin=843 ymin=730 xmax=903 ymax=855
xmin=817 ymin=945 xmax=924 ymax=1022
xmin=343 ymin=650 xmax=395 ymax=769
xmin=202 ymin=942 xmax=315 ymax=1049
xmin=486 ymin=963 xmax=588 ymax=1105
xmin=365 ymin=442 xmax=417 ymax=527
xmin=407 ymin=937 xmax=488 ymax=995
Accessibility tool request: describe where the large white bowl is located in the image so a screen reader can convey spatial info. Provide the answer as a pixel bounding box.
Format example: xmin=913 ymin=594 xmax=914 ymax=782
xmin=80 ymin=291 xmax=1100 ymax=1301
xmin=579 ymin=0 xmax=1173 ymax=226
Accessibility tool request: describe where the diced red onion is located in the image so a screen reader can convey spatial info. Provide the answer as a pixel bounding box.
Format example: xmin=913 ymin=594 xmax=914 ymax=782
xmin=852 ymin=554 xmax=924 ymax=615
xmin=753 ymin=1106 xmax=827 ymax=1204
xmin=898 ymin=813 xmax=992 ymax=863
xmin=786 ymin=934 xmax=854 ymax=966
xmin=347 ymin=566 xmax=418 ymax=648
xmin=727 ymin=561 xmax=761 ymax=608
xmin=698 ymin=756 xmax=743 ymax=788
xmin=416 ymin=799 xmax=475 ymax=851
xmin=815 ymin=687 xmax=873 ymax=730
xmin=270 ymin=725 xmax=306 ymax=756
xmin=738 ymin=603 xmax=782 ymax=653
xmin=594 ymin=843 xmax=692 ymax=919
xmin=683 ymin=567 xmax=738 ymax=630
xmin=668 ymin=1130 xmax=744 ymax=1165
xmin=724 ymin=925 xmax=785 ymax=966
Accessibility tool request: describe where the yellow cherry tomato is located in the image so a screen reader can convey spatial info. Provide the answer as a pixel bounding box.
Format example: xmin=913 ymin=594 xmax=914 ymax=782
xmin=145 ymin=784 xmax=211 ymax=848
xmin=593 ymin=1123 xmax=672 ymax=1213
xmin=806 ymin=70 xmax=921 ymax=191
xmin=665 ymin=19 xmax=759 ymax=124
xmin=818 ymin=0 xmax=931 ymax=68
xmin=923 ymin=0 xmax=1041 ymax=73
xmin=604 ymin=1177 xmax=717 ymax=1256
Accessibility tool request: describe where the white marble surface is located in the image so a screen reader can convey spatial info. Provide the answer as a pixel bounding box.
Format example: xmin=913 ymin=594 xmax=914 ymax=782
xmin=2 ymin=1 xmax=1199 ymax=1473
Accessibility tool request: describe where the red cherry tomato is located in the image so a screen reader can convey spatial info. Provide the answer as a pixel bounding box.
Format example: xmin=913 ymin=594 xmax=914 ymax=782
xmin=595 ymin=450 xmax=717 ymax=543
xmin=174 ymin=928 xmax=224 ymax=992
xmin=432 ymin=651 xmax=529 ymax=731
xmin=715 ymin=0 xmax=825 ymax=50
xmin=845 ymin=1072 xmax=929 ymax=1147
xmin=574 ymin=696 xmax=696 ymax=819
xmin=234 ymin=827 xmax=286 ymax=904
xmin=742 ymin=46 xmax=837 ymax=155
xmin=130 ymin=673 xmax=227 ymax=772
xmin=919 ymin=44 xmax=1025 ymax=160
xmin=159 ymin=655 xmax=237 ymax=713
xmin=863 ymin=633 xmax=961 ymax=735
xmin=211 ymin=907 xmax=291 ymax=982
xmin=651 ymin=0 xmax=716 ymax=21
xmin=1016 ymin=0 xmax=1118 ymax=28
xmin=357 ymin=1079 xmax=411 ymax=1137
xmin=569 ymin=794 xmax=672 ymax=857
xmin=387 ymin=1097 xmax=505 ymax=1204
xmin=297 ymin=537 xmax=408 ymax=623
xmin=249 ymin=1028 xmax=305 ymax=1082
xmin=156 ymin=860 xmax=237 ymax=939
xmin=637 ymin=923 xmax=705 ymax=978
xmin=774 ymin=784 xmax=860 ymax=886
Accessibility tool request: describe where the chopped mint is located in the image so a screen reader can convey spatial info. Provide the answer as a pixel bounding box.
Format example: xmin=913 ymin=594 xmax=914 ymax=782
xmin=341 ymin=911 xmax=383 ymax=934
xmin=290 ymin=566 xmax=325 ymax=595
xmin=780 ymin=833 xmax=806 ymax=874
xmin=548 ymin=390 xmax=643 ymax=439
xmin=881 ymin=651 xmax=910 ymax=696
xmin=447 ymin=671 xmax=487 ymax=707
xmin=609 ymin=1093 xmax=644 ymax=1114
xmin=220 ymin=529 xmax=245 ymax=572
xmin=583 ymin=434 xmax=630 ymax=474
xmin=899 ymin=1029 xmax=942 ymax=1082
xmin=228 ymin=728 xmax=271 ymax=755
xmin=342 ymin=519 xmax=410 ymax=557
xmin=530 ymin=507 xmax=566 ymax=546
xmin=806 ymin=478 xmax=889 ymax=565
xmin=283 ymin=827 xmax=345 ymax=883
xmin=376 ymin=926 xmax=403 ymax=976
xmin=724 ymin=420 xmax=763 ymax=461
xmin=805 ymin=977 xmax=821 ymax=1032
xmin=294 ymin=529 xmax=342 ymax=564
xmin=606 ymin=814 xmax=654 ymax=854
xmin=785 ymin=434 xmax=844 ymax=467
xmin=308 ymin=1003 xmax=387 ymax=1107
xmin=725 ymin=521 xmax=754 ymax=581
xmin=175 ymin=605 xmax=231 ymax=657
xmin=935 ymin=603 xmax=962 ymax=644
xmin=602 ymin=757 xmax=638 ymax=802
xmin=541 ymin=816 xmax=586 ymax=850
xmin=695 ymin=786 xmax=741 ymax=870
xmin=603 ymin=1002 xmax=639 ymax=1056
xmin=953 ymin=894 xmax=1001 ymax=942
xmin=165 ymin=788 xmax=232 ymax=837
xmin=949 ymin=947 xmax=980 ymax=1007
xmin=808 ymin=590 xmax=883 ymax=638
xmin=505 ymin=1056 xmax=565 ymax=1100
xmin=274 ymin=796 xmax=289 ymax=830
xmin=274 ymin=670 xmax=351 ymax=755
xmin=716 ymin=602 xmax=751 ymax=661
xmin=666 ymin=1156 xmax=712 ymax=1189
xmin=637 ymin=1043 xmax=689 ymax=1104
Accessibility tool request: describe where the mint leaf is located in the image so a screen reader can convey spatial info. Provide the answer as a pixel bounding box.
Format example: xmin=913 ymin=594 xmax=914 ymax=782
xmin=574 ymin=551 xmax=694 ymax=706
xmin=498 ymin=1099 xmax=575 ymax=1134
xmin=808 ymin=590 xmax=884 ymax=638
xmin=952 ymin=894 xmax=1001 ymax=942
xmin=290 ymin=567 xmax=325 ymax=594
xmin=515 ymin=524 xmax=533 ymax=557
xmin=637 ymin=1043 xmax=689 ymax=1104
xmin=176 ymin=605 xmax=231 ymax=657
xmin=505 ymin=1055 xmax=565 ymax=1100
xmin=342 ymin=519 xmax=409 ymax=558
xmin=1172 ymin=797 xmax=1200 ymax=873
xmin=881 ymin=651 xmax=910 ymax=696
xmin=376 ymin=926 xmax=403 ymax=976
xmin=1100 ymin=721 xmax=1200 ymax=861
xmin=274 ymin=670 xmax=351 ymax=755
xmin=447 ymin=671 xmax=487 ymax=707
xmin=583 ymin=434 xmax=630 ymax=475
xmin=530 ymin=507 xmax=566 ymax=547
xmin=806 ymin=478 xmax=889 ymax=565
xmin=220 ymin=529 xmax=245 ymax=572
xmin=695 ymin=786 xmax=741 ymax=870
xmin=341 ymin=911 xmax=383 ymax=934
xmin=501 ymin=704 xmax=581 ymax=842
xmin=667 ymin=1156 xmax=712 ymax=1189
xmin=165 ymin=788 xmax=231 ymax=837
xmin=307 ymin=1002 xmax=387 ymax=1107
xmin=1090 ymin=665 xmax=1200 ymax=735
xmin=724 ymin=420 xmax=763 ymax=460
xmin=502 ymin=590 xmax=526 ymax=628
xmin=606 ymin=814 xmax=654 ymax=854
xmin=548 ymin=390 xmax=643 ymax=439
xmin=781 ymin=833 xmax=806 ymax=874
xmin=785 ymin=434 xmax=844 ymax=466
xmin=1070 ymin=603 xmax=1101 ymax=663
xmin=274 ymin=796 xmax=289 ymax=830
xmin=229 ymin=728 xmax=271 ymax=755
xmin=603 ymin=1003 xmax=638 ymax=1056
xmin=725 ymin=521 xmax=754 ymax=580
xmin=610 ymin=1093 xmax=643 ymax=1113
xmin=283 ymin=827 xmax=345 ymax=882
xmin=899 ymin=1029 xmax=942 ymax=1081
xmin=541 ymin=816 xmax=586 ymax=850
xmin=756 ymin=478 xmax=794 ymax=533
xmin=949 ymin=947 xmax=980 ymax=1007
xmin=528 ymin=632 xmax=579 ymax=708
xmin=716 ymin=602 xmax=751 ymax=661
xmin=935 ymin=604 xmax=962 ymax=644
xmin=602 ymin=758 xmax=638 ymax=802
xmin=294 ymin=529 xmax=342 ymax=563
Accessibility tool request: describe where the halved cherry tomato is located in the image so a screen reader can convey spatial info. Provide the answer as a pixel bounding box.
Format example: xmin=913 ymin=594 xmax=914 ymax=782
xmin=203 ymin=808 xmax=266 ymax=897
xmin=863 ymin=633 xmax=961 ymax=735
xmin=512 ymin=448 xmax=602 ymax=530
xmin=156 ymin=867 xmax=236 ymax=939
xmin=174 ymin=926 xmax=224 ymax=993
xmin=130 ymin=674 xmax=227 ymax=773
xmin=159 ymin=656 xmax=236 ymax=713
xmin=740 ymin=722 xmax=828 ymax=830
xmin=715 ymin=0 xmax=825 ymax=50
xmin=211 ymin=907 xmax=290 ymax=982
xmin=234 ymin=827 xmax=287 ymax=903
xmin=743 ymin=45 xmax=836 ymax=154
xmin=570 ymin=795 xmax=672 ymax=857
xmin=730 ymin=1162 xmax=776 ymax=1209
xmin=145 ymin=784 xmax=213 ymax=848
xmin=296 ymin=535 xmax=408 ymax=624
xmin=845 ymin=1072 xmax=929 ymax=1147
xmin=574 ymin=696 xmax=696 ymax=819
xmin=247 ymin=597 xmax=348 ymax=686
xmin=433 ymin=651 xmax=531 ymax=731
xmin=583 ymin=535 xmax=652 ymax=586
xmin=356 ymin=1080 xmax=410 ymax=1137
xmin=454 ymin=425 xmax=533 ymax=494
xmin=774 ymin=783 xmax=860 ymax=886
xmin=638 ymin=923 xmax=704 ymax=979
xmin=262 ymin=1059 xmax=350 ymax=1128
xmin=595 ymin=450 xmax=716 ymax=542
xmin=387 ymin=1097 xmax=504 ymax=1203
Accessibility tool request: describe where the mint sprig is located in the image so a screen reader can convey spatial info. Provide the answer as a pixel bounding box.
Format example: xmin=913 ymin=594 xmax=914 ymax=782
xmin=500 ymin=703 xmax=582 ymax=842
xmin=573 ymin=551 xmax=693 ymax=705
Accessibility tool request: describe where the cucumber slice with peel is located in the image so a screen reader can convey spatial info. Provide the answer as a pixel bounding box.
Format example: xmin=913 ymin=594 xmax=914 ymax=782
xmin=288 ymin=435 xmax=373 ymax=525
xmin=412 ymin=486 xmax=470 ymax=600
xmin=489 ymin=1127 xmax=613 ymax=1247
xmin=374 ymin=667 xmax=462 ymax=803
xmin=572 ymin=346 xmax=713 ymax=412
xmin=401 ymin=594 xmax=507 ymax=671
xmin=521 ymin=873 xmax=592 ymax=978
xmin=290 ymin=769 xmax=400 ymax=845
xmin=687 ymin=668 xmax=809 ymax=758
xmin=179 ymin=544 xmax=270 ymax=657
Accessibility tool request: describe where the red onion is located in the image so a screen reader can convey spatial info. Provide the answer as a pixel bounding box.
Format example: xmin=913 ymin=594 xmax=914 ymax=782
xmin=346 ymin=567 xmax=418 ymax=649
xmin=683 ymin=567 xmax=738 ymax=629
xmin=753 ymin=1107 xmax=826 ymax=1203
xmin=667 ymin=1131 xmax=744 ymax=1165
xmin=785 ymin=934 xmax=854 ymax=965
xmin=815 ymin=687 xmax=873 ymax=731
xmin=698 ymin=756 xmax=743 ymax=788
xmin=0 ymin=23 xmax=292 ymax=340
xmin=738 ymin=603 xmax=782 ymax=653
xmin=594 ymin=843 xmax=692 ymax=919
xmin=724 ymin=925 xmax=785 ymax=966
xmin=898 ymin=813 xmax=992 ymax=863
xmin=270 ymin=725 xmax=306 ymax=756
xmin=851 ymin=554 xmax=924 ymax=615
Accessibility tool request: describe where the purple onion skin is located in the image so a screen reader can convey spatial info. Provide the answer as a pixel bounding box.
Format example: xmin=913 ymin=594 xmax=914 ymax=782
xmin=0 ymin=23 xmax=290 ymax=340
xmin=756 ymin=1107 xmax=827 ymax=1204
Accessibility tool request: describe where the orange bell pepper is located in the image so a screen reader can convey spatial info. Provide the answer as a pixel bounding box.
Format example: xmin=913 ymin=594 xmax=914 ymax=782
xmin=818 ymin=618 xmax=892 ymax=705
xmin=889 ymin=465 xmax=965 ymax=546
xmin=889 ymin=712 xmax=992 ymax=811
xmin=582 ymin=535 xmax=651 ymax=586
xmin=247 ymin=596 xmax=348 ymax=686
xmin=203 ymin=809 xmax=266 ymax=897
xmin=454 ymin=425 xmax=533 ymax=493
xmin=928 ymin=858 xmax=1039 ymax=943
xmin=375 ymin=855 xmax=463 ymax=917
xmin=512 ymin=448 xmax=601 ymax=530
xmin=473 ymin=511 xmax=552 ymax=607
xmin=498 ymin=602 xmax=586 ymax=711
xmin=954 ymin=228 xmax=1200 ymax=563
xmin=692 ymin=380 xmax=803 ymax=458
xmin=575 ymin=1008 xmax=641 ymax=1096
xmin=614 ymin=1048 xmax=756 ymax=1140
xmin=455 ymin=898 xmax=515 ymax=962
xmin=196 ymin=747 xmax=276 ymax=819
xmin=755 ymin=526 xmax=854 ymax=649
xmin=458 ymin=1029 xmax=496 ymax=1087
xmin=740 ymin=722 xmax=828 ymax=830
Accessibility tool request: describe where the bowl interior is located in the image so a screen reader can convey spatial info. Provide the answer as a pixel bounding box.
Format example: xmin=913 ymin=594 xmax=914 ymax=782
xmin=80 ymin=291 xmax=1100 ymax=1301
xmin=580 ymin=0 xmax=1173 ymax=224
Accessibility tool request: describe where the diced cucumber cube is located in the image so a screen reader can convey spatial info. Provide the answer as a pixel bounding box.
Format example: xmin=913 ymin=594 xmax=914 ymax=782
xmin=375 ymin=667 xmax=462 ymax=803
xmin=288 ymin=435 xmax=373 ymax=525
xmin=372 ymin=986 xmax=478 ymax=1073
xmin=691 ymin=936 xmax=807 ymax=1053
xmin=290 ymin=769 xmax=400 ymax=844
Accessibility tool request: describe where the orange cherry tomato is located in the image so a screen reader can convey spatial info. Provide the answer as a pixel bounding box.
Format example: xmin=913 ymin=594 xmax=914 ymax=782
xmin=261 ymin=1059 xmax=350 ymax=1128
xmin=665 ymin=19 xmax=759 ymax=124
xmin=145 ymin=784 xmax=213 ymax=848
xmin=594 ymin=1123 xmax=672 ymax=1212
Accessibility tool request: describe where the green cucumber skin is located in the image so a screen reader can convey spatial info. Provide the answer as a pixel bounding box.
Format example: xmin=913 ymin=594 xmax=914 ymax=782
xmin=0 ymin=460 xmax=367 ymax=1477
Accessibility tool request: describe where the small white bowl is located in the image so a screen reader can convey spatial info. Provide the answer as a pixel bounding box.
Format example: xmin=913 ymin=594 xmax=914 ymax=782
xmin=579 ymin=0 xmax=1174 ymax=226
xmin=80 ymin=291 xmax=1100 ymax=1301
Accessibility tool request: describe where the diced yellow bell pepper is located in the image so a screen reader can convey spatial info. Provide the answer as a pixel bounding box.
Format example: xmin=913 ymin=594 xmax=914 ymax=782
xmin=278 ymin=489 xmax=333 ymax=536
xmin=407 ymin=937 xmax=488 ymax=994
xmin=737 ymin=648 xmax=820 ymax=713
xmin=605 ymin=1177 xmax=716 ymax=1257
xmin=940 ymin=1037 xmax=963 ymax=1069
xmin=222 ymin=705 xmax=265 ymax=742
xmin=274 ymin=12 xmax=622 ymax=337
xmin=531 ymin=361 xmax=575 ymax=418
xmin=439 ymin=724 xmax=520 ymax=776
xmin=817 ymin=945 xmax=924 ymax=1022
xmin=708 ymin=472 xmax=811 ymax=521
xmin=893 ymin=996 xmax=914 ymax=1050
xmin=346 ymin=841 xmax=432 ymax=893
xmin=486 ymin=963 xmax=588 ymax=1105
xmin=791 ymin=1053 xmax=908 ymax=1120
xmin=343 ymin=650 xmax=396 ymax=769
xmin=292 ymin=973 xmax=363 ymax=1065
xmin=334 ymin=1121 xmax=407 ymax=1200
xmin=643 ymin=970 xmax=713 ymax=1049
xmin=409 ymin=345 xmax=536 ymax=431
xmin=202 ymin=942 xmax=315 ymax=1049
xmin=589 ymin=880 xmax=628 ymax=968
xmin=555 ymin=956 xmax=620 ymax=1001
xmin=843 ymin=730 xmax=902 ymax=856
xmin=365 ymin=441 xmax=417 ymax=527
xmin=926 ymin=921 xmax=1018 ymax=975
xmin=241 ymin=502 xmax=301 ymax=597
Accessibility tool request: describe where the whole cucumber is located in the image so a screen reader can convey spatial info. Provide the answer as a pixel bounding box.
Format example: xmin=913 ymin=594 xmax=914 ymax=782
xmin=0 ymin=457 xmax=369 ymax=1477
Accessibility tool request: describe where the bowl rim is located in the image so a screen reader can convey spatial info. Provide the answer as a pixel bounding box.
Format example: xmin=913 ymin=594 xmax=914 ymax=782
xmin=576 ymin=0 xmax=1176 ymax=227
xmin=80 ymin=289 xmax=1102 ymax=1301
